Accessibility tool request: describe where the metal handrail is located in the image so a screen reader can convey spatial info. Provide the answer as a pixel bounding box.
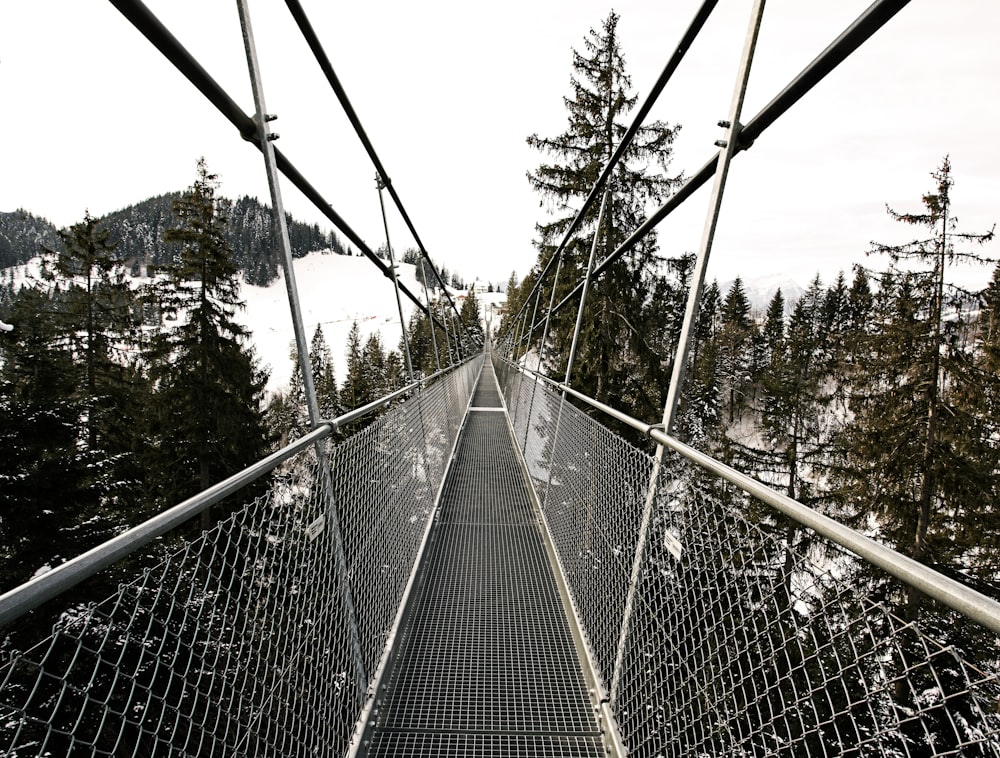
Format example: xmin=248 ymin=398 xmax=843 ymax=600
xmin=497 ymin=357 xmax=1000 ymax=636
xmin=0 ymin=362 xmax=469 ymax=628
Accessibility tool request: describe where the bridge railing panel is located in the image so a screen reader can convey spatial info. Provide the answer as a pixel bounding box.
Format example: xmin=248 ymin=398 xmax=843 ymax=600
xmin=496 ymin=356 xmax=1000 ymax=757
xmin=0 ymin=356 xmax=482 ymax=757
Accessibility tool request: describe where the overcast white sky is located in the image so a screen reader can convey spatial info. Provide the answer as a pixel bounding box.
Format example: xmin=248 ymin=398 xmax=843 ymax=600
xmin=2 ymin=1 xmax=998 ymax=290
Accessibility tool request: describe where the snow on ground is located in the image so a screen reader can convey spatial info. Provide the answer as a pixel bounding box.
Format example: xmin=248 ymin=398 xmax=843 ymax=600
xmin=3 ymin=251 xmax=455 ymax=396
xmin=240 ymin=252 xmax=430 ymax=394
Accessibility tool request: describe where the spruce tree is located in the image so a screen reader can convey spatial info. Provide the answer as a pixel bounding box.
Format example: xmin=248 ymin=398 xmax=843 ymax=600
xmin=364 ymin=333 xmax=388 ymax=400
xmin=760 ymin=289 xmax=785 ymax=369
xmin=341 ymin=321 xmax=370 ymax=411
xmin=843 ymin=158 xmax=996 ymax=566
xmin=980 ymin=263 xmax=1000 ymax=424
xmin=718 ymin=277 xmax=755 ymax=424
xmin=757 ymin=278 xmax=834 ymax=503
xmin=674 ymin=281 xmax=723 ymax=447
xmin=143 ymin=159 xmax=269 ymax=521
xmin=838 ymin=159 xmax=997 ymax=748
xmin=42 ymin=212 xmax=146 ymax=510
xmin=459 ymin=290 xmax=484 ymax=354
xmin=0 ymin=288 xmax=110 ymax=588
xmin=309 ymin=324 xmax=340 ymax=421
xmin=526 ymin=11 xmax=681 ymax=423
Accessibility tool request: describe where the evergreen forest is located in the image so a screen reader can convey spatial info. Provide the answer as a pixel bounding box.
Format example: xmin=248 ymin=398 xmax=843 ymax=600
xmin=498 ymin=12 xmax=1000 ymax=753
xmin=0 ymin=9 xmax=998 ymax=753
xmin=0 ymin=158 xmax=481 ymax=599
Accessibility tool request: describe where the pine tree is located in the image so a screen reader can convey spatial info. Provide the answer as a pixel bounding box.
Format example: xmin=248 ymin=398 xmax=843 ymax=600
xmin=404 ymin=310 xmax=439 ymax=376
xmin=718 ymin=277 xmax=755 ymax=424
xmin=820 ymin=271 xmax=850 ymax=348
xmin=310 ymin=324 xmax=340 ymax=421
xmin=364 ymin=333 xmax=388 ymax=400
xmin=41 ymin=212 xmax=146 ymax=510
xmin=143 ymin=159 xmax=270 ymax=522
xmin=980 ymin=263 xmax=1000 ymax=423
xmin=675 ymin=281 xmax=723 ymax=447
xmin=459 ymin=290 xmax=484 ymax=355
xmin=758 ymin=278 xmax=834 ymax=502
xmin=274 ymin=324 xmax=342 ymax=446
xmin=844 ymin=158 xmax=996 ymax=566
xmin=526 ymin=11 xmax=681 ymax=423
xmin=838 ymin=159 xmax=997 ymax=747
xmin=341 ymin=321 xmax=370 ymax=411
xmin=760 ymin=289 xmax=785 ymax=369
xmin=0 ymin=288 xmax=108 ymax=588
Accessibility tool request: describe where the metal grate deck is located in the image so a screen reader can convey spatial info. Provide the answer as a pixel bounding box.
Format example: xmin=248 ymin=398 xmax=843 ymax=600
xmin=363 ymin=365 xmax=604 ymax=757
xmin=470 ymin=366 xmax=503 ymax=407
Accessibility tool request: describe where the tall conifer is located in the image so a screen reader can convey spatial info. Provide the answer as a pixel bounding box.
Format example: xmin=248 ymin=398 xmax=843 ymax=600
xmin=526 ymin=12 xmax=681 ymax=423
xmin=144 ymin=159 xmax=269 ymax=520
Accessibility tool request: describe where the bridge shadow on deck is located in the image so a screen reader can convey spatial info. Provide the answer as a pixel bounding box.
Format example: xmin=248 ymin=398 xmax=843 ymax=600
xmin=361 ymin=362 xmax=605 ymax=757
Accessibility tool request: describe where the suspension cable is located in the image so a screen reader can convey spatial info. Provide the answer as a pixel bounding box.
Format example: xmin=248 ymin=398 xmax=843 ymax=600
xmin=549 ymin=0 xmax=913 ymax=321
xmin=282 ymin=0 xmax=472 ymax=342
xmin=499 ymin=0 xmax=719 ymax=346
xmin=107 ymin=0 xmax=450 ymax=335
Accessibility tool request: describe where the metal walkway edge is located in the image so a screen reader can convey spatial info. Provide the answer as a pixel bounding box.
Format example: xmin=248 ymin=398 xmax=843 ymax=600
xmin=359 ymin=362 xmax=606 ymax=757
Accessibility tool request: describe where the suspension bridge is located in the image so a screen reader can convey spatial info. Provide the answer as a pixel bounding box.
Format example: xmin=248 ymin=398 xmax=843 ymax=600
xmin=2 ymin=1 xmax=999 ymax=756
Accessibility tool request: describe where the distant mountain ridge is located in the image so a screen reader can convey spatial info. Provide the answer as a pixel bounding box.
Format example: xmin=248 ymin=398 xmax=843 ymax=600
xmin=0 ymin=195 xmax=348 ymax=286
xmin=721 ymin=275 xmax=806 ymax=314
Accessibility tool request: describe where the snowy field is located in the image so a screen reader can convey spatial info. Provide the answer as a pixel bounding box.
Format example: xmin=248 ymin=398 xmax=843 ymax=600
xmin=239 ymin=252 xmax=422 ymax=393
xmin=3 ymin=251 xmax=501 ymax=396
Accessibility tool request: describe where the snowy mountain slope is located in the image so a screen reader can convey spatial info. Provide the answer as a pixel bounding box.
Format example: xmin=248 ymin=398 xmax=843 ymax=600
xmin=720 ymin=275 xmax=805 ymax=313
xmin=239 ymin=251 xmax=424 ymax=393
xmin=2 ymin=251 xmax=441 ymax=395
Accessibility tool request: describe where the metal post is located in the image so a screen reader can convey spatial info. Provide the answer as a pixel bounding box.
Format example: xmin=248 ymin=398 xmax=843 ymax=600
xmin=439 ymin=303 xmax=453 ymax=366
xmin=564 ymin=190 xmax=610 ymax=387
xmin=537 ymin=251 xmax=565 ymax=373
xmin=420 ymin=260 xmax=441 ymax=372
xmin=609 ymin=0 xmax=767 ymax=706
xmin=513 ymin=277 xmax=545 ymax=423
xmin=377 ymin=174 xmax=415 ymax=382
xmin=522 ymin=246 xmax=569 ymax=451
xmin=447 ymin=310 xmax=460 ymax=363
xmin=236 ymin=0 xmax=367 ymax=696
xmin=525 ymin=282 xmax=544 ymax=370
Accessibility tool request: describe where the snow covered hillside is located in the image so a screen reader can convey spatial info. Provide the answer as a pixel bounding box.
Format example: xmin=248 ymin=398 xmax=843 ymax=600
xmin=239 ymin=251 xmax=424 ymax=394
xmin=3 ymin=251 xmax=491 ymax=396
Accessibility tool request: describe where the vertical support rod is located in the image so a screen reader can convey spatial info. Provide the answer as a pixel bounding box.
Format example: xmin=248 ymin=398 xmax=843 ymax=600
xmin=564 ymin=190 xmax=610 ymax=387
xmin=237 ymin=5 xmax=318 ymax=428
xmin=448 ymin=310 xmax=460 ymax=362
xmin=509 ymin=307 xmax=530 ymax=422
xmin=377 ymin=175 xmax=415 ymax=382
xmin=661 ymin=4 xmax=765 ymax=437
xmin=236 ymin=0 xmax=368 ymax=696
xmin=522 ymin=249 xmax=567 ymax=449
xmin=525 ymin=281 xmax=545 ymax=368
xmin=537 ymin=251 xmax=565 ymax=372
xmin=609 ymin=0 xmax=767 ymax=706
xmin=420 ymin=260 xmax=441 ymax=371
xmin=521 ymin=252 xmax=563 ymax=450
xmin=441 ymin=304 xmax=454 ymax=366
xmin=513 ymin=305 xmax=528 ymax=364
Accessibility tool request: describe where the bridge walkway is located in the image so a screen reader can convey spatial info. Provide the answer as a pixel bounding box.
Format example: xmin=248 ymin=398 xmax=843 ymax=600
xmin=360 ymin=361 xmax=605 ymax=757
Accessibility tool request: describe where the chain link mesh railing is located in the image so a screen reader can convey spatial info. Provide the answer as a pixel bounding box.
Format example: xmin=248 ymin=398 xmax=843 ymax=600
xmin=495 ymin=356 xmax=1000 ymax=758
xmin=0 ymin=357 xmax=481 ymax=757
